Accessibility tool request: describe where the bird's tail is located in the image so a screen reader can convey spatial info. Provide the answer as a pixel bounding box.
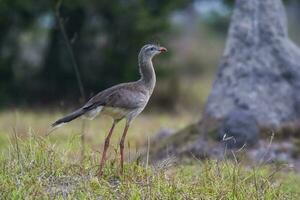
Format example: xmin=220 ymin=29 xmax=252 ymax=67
xmin=47 ymin=108 xmax=85 ymax=135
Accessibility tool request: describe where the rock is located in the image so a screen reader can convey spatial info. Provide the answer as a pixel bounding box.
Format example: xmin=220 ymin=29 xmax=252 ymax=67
xmin=204 ymin=0 xmax=300 ymax=129
xmin=188 ymin=137 xmax=224 ymax=159
xmin=153 ymin=128 xmax=175 ymax=141
xmin=150 ymin=0 xmax=300 ymax=163
xmin=248 ymin=140 xmax=295 ymax=164
xmin=218 ymin=109 xmax=259 ymax=148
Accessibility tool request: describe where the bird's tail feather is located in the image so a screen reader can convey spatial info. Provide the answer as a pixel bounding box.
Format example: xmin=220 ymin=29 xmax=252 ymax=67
xmin=52 ymin=108 xmax=86 ymax=127
xmin=46 ymin=108 xmax=85 ymax=136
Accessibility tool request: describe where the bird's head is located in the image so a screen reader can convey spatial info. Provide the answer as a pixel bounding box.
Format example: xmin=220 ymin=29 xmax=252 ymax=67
xmin=139 ymin=44 xmax=167 ymax=61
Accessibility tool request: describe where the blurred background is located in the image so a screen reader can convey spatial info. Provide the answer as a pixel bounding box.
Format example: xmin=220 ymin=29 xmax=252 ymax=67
xmin=1 ymin=0 xmax=300 ymax=114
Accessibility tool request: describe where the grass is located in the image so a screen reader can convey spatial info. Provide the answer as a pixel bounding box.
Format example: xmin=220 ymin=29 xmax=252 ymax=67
xmin=0 ymin=109 xmax=193 ymax=151
xmin=0 ymin=110 xmax=300 ymax=199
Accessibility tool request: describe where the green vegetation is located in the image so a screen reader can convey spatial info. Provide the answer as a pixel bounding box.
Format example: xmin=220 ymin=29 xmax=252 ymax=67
xmin=1 ymin=136 xmax=299 ymax=199
xmin=0 ymin=111 xmax=299 ymax=199
xmin=0 ymin=0 xmax=190 ymax=106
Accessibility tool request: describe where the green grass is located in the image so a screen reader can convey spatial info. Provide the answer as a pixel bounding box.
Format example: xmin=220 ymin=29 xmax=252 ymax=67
xmin=0 ymin=111 xmax=300 ymax=199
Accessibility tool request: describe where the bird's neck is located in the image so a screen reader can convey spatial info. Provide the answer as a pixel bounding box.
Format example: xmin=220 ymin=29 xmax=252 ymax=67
xmin=138 ymin=55 xmax=156 ymax=93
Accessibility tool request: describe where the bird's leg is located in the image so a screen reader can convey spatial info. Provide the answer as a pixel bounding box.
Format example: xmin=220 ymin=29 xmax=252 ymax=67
xmin=119 ymin=121 xmax=130 ymax=174
xmin=97 ymin=121 xmax=116 ymax=177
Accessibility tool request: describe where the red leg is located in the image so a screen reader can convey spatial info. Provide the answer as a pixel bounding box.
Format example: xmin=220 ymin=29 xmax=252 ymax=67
xmin=120 ymin=122 xmax=130 ymax=174
xmin=97 ymin=122 xmax=116 ymax=177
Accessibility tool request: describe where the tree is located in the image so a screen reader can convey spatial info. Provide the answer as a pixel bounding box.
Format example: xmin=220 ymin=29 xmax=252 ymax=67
xmin=0 ymin=0 xmax=190 ymax=106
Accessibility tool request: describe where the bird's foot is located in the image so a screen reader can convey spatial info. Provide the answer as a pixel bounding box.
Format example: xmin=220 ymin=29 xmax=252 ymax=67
xmin=119 ymin=164 xmax=125 ymax=176
xmin=96 ymin=169 xmax=104 ymax=178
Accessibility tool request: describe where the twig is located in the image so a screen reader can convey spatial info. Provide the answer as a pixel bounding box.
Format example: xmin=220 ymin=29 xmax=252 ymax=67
xmin=55 ymin=0 xmax=86 ymax=100
xmin=146 ymin=136 xmax=150 ymax=170
xmin=79 ymin=120 xmax=85 ymax=158
xmin=55 ymin=0 xmax=87 ymax=159
xmin=12 ymin=110 xmax=23 ymax=172
xmin=259 ymin=131 xmax=275 ymax=166
xmin=146 ymin=136 xmax=151 ymax=199
xmin=12 ymin=127 xmax=20 ymax=165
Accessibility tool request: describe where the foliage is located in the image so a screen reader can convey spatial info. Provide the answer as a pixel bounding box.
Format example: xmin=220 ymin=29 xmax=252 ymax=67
xmin=0 ymin=0 xmax=299 ymax=107
xmin=0 ymin=0 xmax=190 ymax=106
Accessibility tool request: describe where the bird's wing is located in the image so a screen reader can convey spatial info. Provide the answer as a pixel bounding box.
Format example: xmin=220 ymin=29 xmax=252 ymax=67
xmin=105 ymin=88 xmax=148 ymax=109
xmin=83 ymin=83 xmax=147 ymax=110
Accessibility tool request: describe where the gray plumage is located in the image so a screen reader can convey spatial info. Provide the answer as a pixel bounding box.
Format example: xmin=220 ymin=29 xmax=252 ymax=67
xmin=51 ymin=44 xmax=167 ymax=129
xmin=50 ymin=44 xmax=167 ymax=176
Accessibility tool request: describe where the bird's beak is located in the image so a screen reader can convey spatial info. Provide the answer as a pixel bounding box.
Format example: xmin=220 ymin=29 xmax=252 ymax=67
xmin=159 ymin=47 xmax=167 ymax=52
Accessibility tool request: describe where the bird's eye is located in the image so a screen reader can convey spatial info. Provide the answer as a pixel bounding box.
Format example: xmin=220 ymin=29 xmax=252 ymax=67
xmin=150 ymin=47 xmax=155 ymax=51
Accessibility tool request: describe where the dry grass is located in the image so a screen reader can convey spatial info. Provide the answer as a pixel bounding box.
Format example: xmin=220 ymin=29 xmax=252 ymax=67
xmin=0 ymin=110 xmax=193 ymax=152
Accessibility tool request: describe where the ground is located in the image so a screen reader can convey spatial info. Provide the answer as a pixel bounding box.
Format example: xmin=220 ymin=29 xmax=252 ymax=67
xmin=0 ymin=110 xmax=300 ymax=199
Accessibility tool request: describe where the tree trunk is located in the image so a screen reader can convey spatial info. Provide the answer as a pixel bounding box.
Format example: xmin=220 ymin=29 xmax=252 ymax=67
xmin=150 ymin=0 xmax=300 ymax=160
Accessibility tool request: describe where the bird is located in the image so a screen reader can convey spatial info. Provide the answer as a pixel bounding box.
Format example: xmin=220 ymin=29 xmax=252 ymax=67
xmin=50 ymin=44 xmax=167 ymax=177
